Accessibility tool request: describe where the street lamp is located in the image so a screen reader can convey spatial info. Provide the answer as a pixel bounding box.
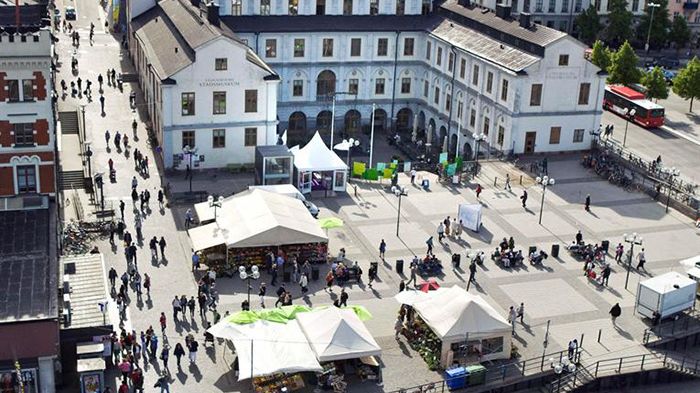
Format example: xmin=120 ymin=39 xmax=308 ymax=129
xmin=84 ymin=140 xmax=93 ymax=180
xmin=472 ymin=132 xmax=486 ymax=176
xmin=344 ymin=138 xmax=360 ymax=168
xmin=182 ymin=145 xmax=197 ymax=193
xmin=535 ymin=175 xmax=556 ymax=225
xmin=623 ymin=232 xmax=643 ymax=290
xmin=391 ymin=185 xmax=408 ymax=237
xmin=94 ymin=173 xmax=104 ymax=212
xmin=645 ymin=2 xmax=661 ymax=54
xmin=622 ymin=108 xmax=636 ymax=147
xmin=207 ymin=195 xmax=225 ymax=220
xmin=239 ymin=264 xmax=260 ymax=306
xmin=663 ymin=167 xmax=680 ymax=213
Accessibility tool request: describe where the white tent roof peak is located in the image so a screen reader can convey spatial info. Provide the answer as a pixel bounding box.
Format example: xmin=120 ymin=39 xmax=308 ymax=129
xmin=293 ymin=132 xmax=348 ymax=172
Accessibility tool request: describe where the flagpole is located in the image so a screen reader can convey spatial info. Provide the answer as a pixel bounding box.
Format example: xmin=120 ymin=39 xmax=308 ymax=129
xmin=369 ymin=103 xmax=376 ymax=168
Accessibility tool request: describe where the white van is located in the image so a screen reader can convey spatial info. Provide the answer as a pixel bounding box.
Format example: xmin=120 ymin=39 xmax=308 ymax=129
xmin=248 ymin=184 xmax=319 ymax=218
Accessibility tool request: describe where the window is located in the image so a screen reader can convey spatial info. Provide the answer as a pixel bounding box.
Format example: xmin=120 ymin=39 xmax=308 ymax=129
xmin=501 ymin=79 xmax=509 ymax=101
xmin=289 ymin=0 xmax=298 ymax=15
xmin=548 ymin=0 xmax=555 ymax=12
xmin=558 ymin=54 xmax=569 ymax=66
xmin=575 ymin=0 xmax=582 ymax=11
xmin=212 ymin=129 xmax=225 ymax=148
xmin=472 ymin=65 xmax=479 ymax=86
xmin=322 ymin=38 xmax=334 ymax=57
xmin=13 ymin=123 xmax=34 ymax=146
xmin=396 ymin=0 xmax=405 ymax=14
xmin=423 ymin=81 xmax=429 ymax=97
xmin=350 ymin=38 xmax=362 ymax=57
xmin=293 ymin=80 xmax=304 ymax=96
xmin=486 ymin=72 xmax=493 ymax=94
xmin=561 ymin=0 xmax=569 ymax=12
xmin=232 ymin=0 xmax=242 ymax=15
xmin=497 ymin=125 xmax=505 ymax=145
xmin=22 ymin=80 xmax=33 ymax=101
xmin=182 ymin=130 xmax=195 ymax=149
xmin=213 ymin=91 xmax=226 ymax=114
xmin=470 ymin=108 xmax=476 ymax=128
xmin=422 ymin=0 xmax=431 ymax=14
xmin=316 ymin=0 xmax=326 ymax=15
xmin=401 ymin=77 xmax=411 ymax=94
xmin=457 ymin=100 xmax=464 ymax=119
xmin=445 ymin=93 xmax=451 ymax=112
xmin=460 ymin=59 xmax=466 ymax=79
xmin=245 ymin=90 xmax=258 ymax=113
xmin=578 ymin=83 xmax=590 ymax=105
xmin=673 ymin=11 xmax=679 ymax=17
xmin=535 ymin=0 xmax=543 ymax=11
xmin=530 ymin=84 xmax=542 ymax=106
xmin=375 ymin=78 xmax=386 ymax=95
xmin=632 ymin=0 xmax=639 ymax=11
xmin=294 ymin=39 xmax=305 ymax=57
xmin=16 ymin=165 xmax=36 ymax=193
xmin=214 ymin=59 xmax=228 ymax=72
xmin=370 ymin=0 xmax=379 ymax=15
xmin=434 ymin=87 xmax=440 ymax=105
xmin=7 ymin=80 xmax=20 ymax=101
xmin=348 ymin=79 xmax=359 ymax=95
xmin=244 ymin=128 xmax=257 ymax=147
xmin=181 ymin=92 xmax=195 ymax=116
xmin=483 ymin=117 xmax=490 ymax=135
xmin=343 ymin=0 xmax=353 ymax=14
xmin=426 ymin=41 xmax=431 ymax=60
xmin=260 ymin=0 xmax=271 ymax=15
xmin=404 ymin=38 xmax=414 ymax=56
xmin=377 ymin=38 xmax=388 ymax=56
xmin=436 ymin=47 xmax=442 ymax=66
xmin=573 ymin=129 xmax=585 ymax=143
xmin=265 ymin=39 xmax=277 ymax=57
xmin=549 ymin=126 xmax=561 ymax=144
xmin=448 ymin=52 xmax=455 ymax=72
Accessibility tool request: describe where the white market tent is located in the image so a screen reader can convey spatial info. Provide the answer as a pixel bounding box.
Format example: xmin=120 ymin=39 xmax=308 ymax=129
xmin=410 ymin=285 xmax=512 ymax=366
xmin=296 ymin=307 xmax=382 ymax=362
xmin=292 ymin=132 xmax=348 ymax=194
xmin=208 ymin=319 xmax=323 ymax=380
xmin=189 ymin=189 xmax=327 ymax=251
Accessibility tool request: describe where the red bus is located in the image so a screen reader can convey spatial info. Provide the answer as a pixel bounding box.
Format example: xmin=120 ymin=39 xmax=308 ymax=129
xmin=603 ymin=85 xmax=665 ymax=128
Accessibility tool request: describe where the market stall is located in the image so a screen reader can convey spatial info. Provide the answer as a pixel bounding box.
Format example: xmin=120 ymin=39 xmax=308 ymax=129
xmin=291 ymin=132 xmax=348 ymax=194
xmin=189 ymin=189 xmax=328 ymax=273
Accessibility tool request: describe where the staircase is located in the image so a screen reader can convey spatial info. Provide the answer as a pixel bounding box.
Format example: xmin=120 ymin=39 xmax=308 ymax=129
xmin=120 ymin=73 xmax=138 ymax=83
xmin=59 ymin=171 xmax=86 ymax=190
xmin=59 ymin=111 xmax=79 ymax=134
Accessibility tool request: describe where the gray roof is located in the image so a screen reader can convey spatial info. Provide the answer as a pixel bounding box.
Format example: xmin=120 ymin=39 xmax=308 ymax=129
xmin=0 ymin=209 xmax=58 ymax=323
xmin=221 ymin=14 xmax=439 ymax=33
xmin=61 ymin=254 xmax=111 ymax=330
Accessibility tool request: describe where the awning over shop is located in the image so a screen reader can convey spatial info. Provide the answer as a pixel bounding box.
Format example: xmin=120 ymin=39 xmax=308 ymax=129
xmin=292 ymin=132 xmax=348 ymax=172
xmin=189 ymin=189 xmax=328 ymax=251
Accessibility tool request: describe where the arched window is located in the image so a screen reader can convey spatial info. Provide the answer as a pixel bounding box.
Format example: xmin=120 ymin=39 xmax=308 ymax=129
xmin=288 ymin=112 xmax=307 ymax=146
xmin=344 ymin=110 xmax=361 ymax=136
xmin=317 ymin=110 xmax=333 ymax=134
xmin=316 ymin=70 xmax=336 ymax=98
xmin=396 ymin=108 xmax=413 ymax=132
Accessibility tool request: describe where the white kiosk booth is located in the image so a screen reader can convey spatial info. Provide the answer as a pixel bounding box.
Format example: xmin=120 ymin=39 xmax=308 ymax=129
xmin=291 ymin=132 xmax=348 ymax=195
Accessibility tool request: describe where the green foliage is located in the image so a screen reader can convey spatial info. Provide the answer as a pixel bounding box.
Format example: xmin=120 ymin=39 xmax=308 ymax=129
xmin=576 ymin=5 xmax=601 ymax=45
xmin=607 ymin=41 xmax=642 ymax=86
xmin=641 ymin=67 xmax=669 ymax=101
xmin=672 ymin=57 xmax=700 ymax=111
xmin=669 ymin=16 xmax=691 ymax=50
xmin=606 ymin=0 xmax=634 ymax=44
xmin=636 ymin=0 xmax=671 ymax=50
xmin=591 ymin=40 xmax=612 ymax=72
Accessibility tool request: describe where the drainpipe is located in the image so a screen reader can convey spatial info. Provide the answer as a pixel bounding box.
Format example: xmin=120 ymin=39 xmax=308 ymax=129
xmin=389 ymin=30 xmax=400 ymax=133
xmin=255 ymin=32 xmax=260 ymax=55
xmin=447 ymin=46 xmax=457 ymax=139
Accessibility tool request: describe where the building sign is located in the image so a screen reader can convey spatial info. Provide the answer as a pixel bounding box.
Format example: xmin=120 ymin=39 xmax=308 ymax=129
xmin=547 ymin=71 xmax=577 ymax=80
xmin=0 ymin=368 xmax=37 ymax=393
xmin=198 ymin=78 xmax=240 ymax=88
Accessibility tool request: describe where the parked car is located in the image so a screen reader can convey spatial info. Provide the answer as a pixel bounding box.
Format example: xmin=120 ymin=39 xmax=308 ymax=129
xmin=646 ymin=57 xmax=681 ymax=69
xmin=646 ymin=67 xmax=676 ymax=85
xmin=65 ymin=6 xmax=76 ymax=20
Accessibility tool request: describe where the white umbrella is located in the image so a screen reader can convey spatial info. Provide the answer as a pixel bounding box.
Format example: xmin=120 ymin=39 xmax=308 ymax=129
xmin=333 ymin=140 xmax=351 ymax=151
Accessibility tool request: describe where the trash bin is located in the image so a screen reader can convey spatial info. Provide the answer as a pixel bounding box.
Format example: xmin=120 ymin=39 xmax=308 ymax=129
xmin=551 ymin=244 xmax=560 ymax=258
xmin=452 ymin=253 xmax=461 ymax=269
xmin=601 ymin=240 xmax=610 ymax=253
xmin=422 ymin=179 xmax=430 ymax=190
xmin=311 ymin=267 xmax=319 ymax=281
xmin=395 ymin=259 xmax=404 ymax=275
xmin=465 ymin=364 xmax=486 ymax=386
xmin=444 ymin=366 xmax=467 ymax=390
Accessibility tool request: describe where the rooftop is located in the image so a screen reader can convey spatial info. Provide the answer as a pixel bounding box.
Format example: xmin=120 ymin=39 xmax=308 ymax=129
xmin=0 ymin=0 xmax=48 ymax=29
xmin=221 ymin=13 xmax=439 ymax=33
xmin=61 ymin=254 xmax=111 ymax=330
xmin=0 ymin=209 xmax=58 ymax=324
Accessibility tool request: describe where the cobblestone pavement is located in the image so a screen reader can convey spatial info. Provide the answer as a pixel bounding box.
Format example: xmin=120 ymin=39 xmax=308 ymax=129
xmin=54 ymin=1 xmax=700 ymax=391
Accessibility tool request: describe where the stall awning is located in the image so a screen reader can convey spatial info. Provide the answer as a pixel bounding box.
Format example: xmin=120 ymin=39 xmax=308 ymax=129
xmin=292 ymin=132 xmax=348 ymax=172
xmin=297 ymin=307 xmax=381 ymax=362
xmin=208 ymin=319 xmax=323 ymax=380
xmin=189 ymin=189 xmax=328 ymax=251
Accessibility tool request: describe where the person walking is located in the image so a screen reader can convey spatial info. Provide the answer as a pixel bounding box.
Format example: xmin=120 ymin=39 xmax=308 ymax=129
xmin=520 ymin=190 xmax=528 ymax=208
xmin=508 ymin=306 xmax=517 ymax=336
xmin=584 ymin=194 xmax=591 ymax=212
xmin=609 ymin=303 xmax=621 ymax=324
xmin=368 ymin=263 xmax=377 ymax=288
xmin=426 ymin=236 xmax=434 ymax=255
xmin=158 ymin=189 xmax=164 ymax=208
xmin=131 ymin=367 xmax=144 ymax=393
xmin=379 ymin=239 xmax=386 ymax=260
xmin=399 ymin=280 xmax=406 ymax=292
xmin=602 ymin=264 xmax=612 ymax=286
xmin=160 ymin=344 xmax=170 ymax=369
xmin=150 ymin=236 xmax=158 ymax=260
xmin=192 ymin=252 xmax=200 ymax=272
xmin=410 ymin=168 xmax=417 ymax=184
xmin=173 ymin=343 xmax=185 ymax=367
xmin=159 ymin=312 xmax=167 ymax=333
xmin=149 ymin=334 xmax=159 ymax=360
xmin=99 ymin=94 xmax=105 ymax=114
xmin=185 ymin=208 xmax=193 ymax=229
xmin=299 ymin=273 xmax=308 ymax=294
xmin=188 ymin=339 xmax=199 ymax=364
xmin=172 ymin=296 xmax=181 ymax=321
xmin=407 ymin=260 xmax=418 ymax=287
xmin=259 ymin=283 xmax=267 ymax=308
xmin=475 ymin=184 xmax=482 ymax=199
xmin=119 ymin=200 xmax=125 ymax=221
xmin=159 ymin=237 xmax=167 ymax=258
xmin=516 ymin=303 xmax=525 ymax=323
xmin=504 ymin=173 xmax=512 ymax=191
xmin=615 ymin=243 xmax=624 ymax=263
xmin=188 ymin=296 xmax=196 ymax=319
xmin=339 ymin=288 xmax=349 ymax=307
xmin=155 ymin=371 xmax=170 ymax=393
xmin=468 ymin=261 xmax=477 ymax=285
xmin=143 ymin=273 xmax=151 ymax=295
xmin=394 ymin=317 xmax=404 ymax=339
xmin=437 ymin=222 xmax=445 ymax=242
xmin=636 ymin=248 xmax=647 ymax=271
xmin=108 ymin=267 xmax=118 ymax=288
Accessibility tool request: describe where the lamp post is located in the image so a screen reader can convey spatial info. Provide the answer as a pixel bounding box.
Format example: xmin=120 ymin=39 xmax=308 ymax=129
xmin=84 ymin=140 xmax=93 ymax=180
xmin=535 ymin=175 xmax=556 ymax=225
xmin=239 ymin=264 xmax=260 ymax=306
xmin=645 ymin=2 xmax=661 ymax=54
xmin=623 ymin=232 xmax=643 ymax=290
xmin=94 ymin=173 xmax=104 ymax=212
xmin=182 ymin=145 xmax=197 ymax=193
xmin=622 ymin=108 xmax=636 ymax=147
xmin=344 ymin=137 xmax=360 ymax=168
xmin=328 ymin=91 xmax=358 ymax=150
xmin=664 ymin=167 xmax=680 ymax=213
xmin=391 ymin=185 xmax=408 ymax=236
xmin=207 ymin=195 xmax=225 ymax=220
xmin=369 ymin=103 xmax=376 ymax=168
xmin=472 ymin=132 xmax=486 ymax=176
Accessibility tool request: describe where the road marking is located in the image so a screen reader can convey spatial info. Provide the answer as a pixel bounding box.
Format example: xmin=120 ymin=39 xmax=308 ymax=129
xmin=660 ymin=125 xmax=700 ymax=147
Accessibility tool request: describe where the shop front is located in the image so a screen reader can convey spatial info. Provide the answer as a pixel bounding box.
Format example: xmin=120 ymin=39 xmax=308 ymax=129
xmin=0 ymin=366 xmax=38 ymax=393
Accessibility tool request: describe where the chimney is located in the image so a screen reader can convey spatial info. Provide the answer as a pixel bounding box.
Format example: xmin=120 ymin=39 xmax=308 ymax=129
xmin=206 ymin=2 xmax=220 ymax=26
xmin=519 ymin=12 xmax=531 ymax=28
xmin=458 ymin=0 xmax=471 ymax=6
xmin=495 ymin=3 xmax=512 ymax=18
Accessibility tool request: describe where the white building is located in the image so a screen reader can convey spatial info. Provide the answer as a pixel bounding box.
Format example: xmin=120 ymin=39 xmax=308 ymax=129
xmin=128 ymin=0 xmax=280 ymax=169
xmin=220 ymin=0 xmax=606 ymax=157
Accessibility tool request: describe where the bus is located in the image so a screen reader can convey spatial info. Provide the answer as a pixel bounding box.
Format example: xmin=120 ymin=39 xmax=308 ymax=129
xmin=603 ymin=85 xmax=665 ymax=128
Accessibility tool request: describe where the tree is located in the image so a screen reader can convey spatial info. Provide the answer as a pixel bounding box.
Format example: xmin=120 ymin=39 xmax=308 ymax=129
xmin=606 ymin=0 xmax=634 ymax=46
xmin=591 ymin=40 xmax=612 ymax=72
xmin=636 ymin=0 xmax=671 ymax=51
xmin=608 ymin=41 xmax=642 ymax=86
xmin=672 ymin=57 xmax=700 ymax=111
xmin=641 ymin=67 xmax=669 ymax=101
xmin=669 ymin=16 xmax=691 ymax=53
xmin=576 ymin=5 xmax=601 ymax=45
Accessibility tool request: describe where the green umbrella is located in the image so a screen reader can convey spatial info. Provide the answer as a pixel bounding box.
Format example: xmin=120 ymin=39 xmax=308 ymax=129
xmin=227 ymin=310 xmax=260 ymax=324
xmin=345 ymin=305 xmax=373 ymax=321
xmin=318 ymin=217 xmax=344 ymax=229
xmin=278 ymin=305 xmax=312 ymax=319
xmin=257 ymin=309 xmax=291 ymax=324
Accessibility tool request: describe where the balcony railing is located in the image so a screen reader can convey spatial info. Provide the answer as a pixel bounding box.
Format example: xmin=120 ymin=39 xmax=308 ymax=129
xmin=684 ymin=2 xmax=699 ymax=10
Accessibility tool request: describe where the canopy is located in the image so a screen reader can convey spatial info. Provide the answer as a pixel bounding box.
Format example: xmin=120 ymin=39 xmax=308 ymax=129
xmin=207 ymin=319 xmax=322 ymax=380
xmin=297 ymin=307 xmax=381 ymax=362
xmin=189 ymin=189 xmax=327 ymax=251
xmin=680 ymin=254 xmax=700 ymax=269
xmin=412 ymin=286 xmax=510 ymax=340
xmin=394 ymin=288 xmax=447 ymax=306
xmin=458 ymin=203 xmax=482 ymax=232
xmin=293 ymin=132 xmax=348 ymax=172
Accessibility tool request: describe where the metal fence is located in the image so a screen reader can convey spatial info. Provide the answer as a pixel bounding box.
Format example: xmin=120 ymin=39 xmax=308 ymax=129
xmin=643 ymin=308 xmax=700 ymax=345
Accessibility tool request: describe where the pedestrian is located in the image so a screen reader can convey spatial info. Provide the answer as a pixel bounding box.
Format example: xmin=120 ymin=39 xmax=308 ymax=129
xmin=614 ymin=243 xmax=624 ymax=263
xmin=379 ymin=239 xmax=386 ymax=260
xmin=159 ymin=236 xmax=166 ymax=258
xmin=160 ymin=344 xmax=170 ymax=369
xmin=520 ymin=190 xmax=528 ymax=207
xmin=299 ymin=273 xmax=308 ymax=294
xmin=399 ymin=280 xmax=406 ymax=292
xmin=259 ymin=282 xmax=267 ymax=308
xmin=77 ymin=77 xmax=82 ymax=92
xmin=104 ymin=129 xmax=110 ymax=147
xmin=188 ymin=339 xmax=199 ymax=364
xmin=426 ymin=236 xmax=434 ymax=255
xmin=159 ymin=312 xmax=167 ymax=332
xmin=98 ymin=73 xmax=103 ymax=89
xmin=118 ymin=381 xmax=128 ymax=393
xmin=325 ymin=270 xmax=334 ymax=292
xmin=158 ymin=189 xmax=164 ymax=208
xmin=131 ymin=176 xmax=138 ymax=190
xmin=468 ymin=261 xmax=477 ymax=284
xmin=584 ymin=194 xmax=591 ymax=212
xmin=609 ymin=303 xmax=621 ymax=324
xmin=394 ymin=317 xmax=403 ymax=339
xmin=636 ymin=248 xmax=647 ymax=271
xmin=185 ymin=208 xmax=193 ymax=229
xmin=410 ymin=168 xmax=417 ymax=184
xmin=172 ymin=296 xmax=181 ymax=320
xmin=437 ymin=222 xmax=445 ymax=242
xmin=150 ymin=236 xmax=158 ymax=260
xmin=407 ymin=258 xmax=418 ymax=286
xmin=131 ymin=367 xmax=144 ymax=393
xmin=475 ymin=184 xmax=482 ymax=199
xmin=173 ymin=342 xmax=186 ymax=367
xmin=99 ymin=94 xmax=105 ymax=113
xmin=508 ymin=306 xmax=517 ymax=336
xmin=143 ymin=273 xmax=151 ymax=294
xmin=150 ymin=334 xmax=159 ymax=359
xmin=368 ymin=263 xmax=377 ymax=288
xmin=188 ymin=296 xmax=196 ymax=319
xmin=192 ymin=251 xmax=200 ymax=272
xmin=602 ymin=264 xmax=611 ymax=286
xmin=155 ymin=371 xmax=169 ymax=393
xmin=119 ymin=200 xmax=125 ymax=220
xmin=118 ymin=359 xmax=131 ymax=383
xmin=108 ymin=267 xmax=118 ymax=288
xmin=339 ymin=288 xmax=349 ymax=307
xmin=504 ymin=173 xmax=511 ymax=191
xmin=516 ymin=302 xmax=525 ymax=323
xmin=567 ymin=340 xmax=575 ymax=361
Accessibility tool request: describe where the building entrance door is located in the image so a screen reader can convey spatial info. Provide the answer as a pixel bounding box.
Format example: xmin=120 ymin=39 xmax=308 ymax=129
xmin=524 ymin=132 xmax=536 ymax=154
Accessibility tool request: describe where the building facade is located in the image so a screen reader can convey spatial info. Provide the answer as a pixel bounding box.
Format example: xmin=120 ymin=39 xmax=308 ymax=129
xmin=128 ymin=0 xmax=280 ymax=170
xmin=222 ymin=0 xmax=606 ymax=157
xmin=0 ymin=28 xmax=55 ymax=197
